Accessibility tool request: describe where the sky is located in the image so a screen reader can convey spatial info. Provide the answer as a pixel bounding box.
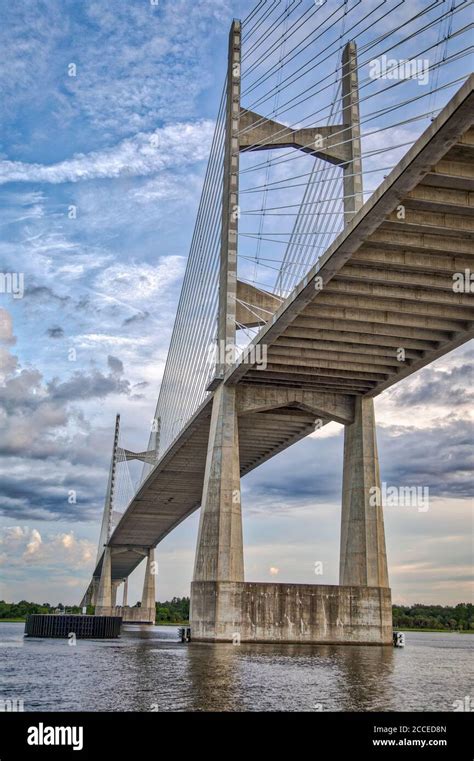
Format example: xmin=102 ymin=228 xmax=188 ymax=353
xmin=0 ymin=0 xmax=472 ymax=608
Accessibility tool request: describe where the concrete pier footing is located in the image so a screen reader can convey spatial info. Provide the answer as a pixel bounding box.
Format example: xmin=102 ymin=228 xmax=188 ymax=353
xmin=191 ymin=582 xmax=392 ymax=644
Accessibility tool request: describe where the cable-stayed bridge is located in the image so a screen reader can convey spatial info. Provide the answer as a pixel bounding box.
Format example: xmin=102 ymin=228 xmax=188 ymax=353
xmin=81 ymin=0 xmax=473 ymax=642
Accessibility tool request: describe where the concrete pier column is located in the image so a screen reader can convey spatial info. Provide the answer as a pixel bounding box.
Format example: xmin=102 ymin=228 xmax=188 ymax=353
xmin=193 ymin=384 xmax=244 ymax=583
xmin=339 ymin=397 xmax=389 ymax=588
xmin=122 ymin=577 xmax=128 ymax=607
xmin=96 ymin=547 xmax=112 ymax=613
xmin=191 ymin=384 xmax=244 ymax=640
xmin=141 ymin=548 xmax=156 ymax=623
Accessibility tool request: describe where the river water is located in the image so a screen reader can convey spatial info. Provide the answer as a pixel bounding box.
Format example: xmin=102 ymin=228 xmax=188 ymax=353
xmin=0 ymin=623 xmax=472 ymax=712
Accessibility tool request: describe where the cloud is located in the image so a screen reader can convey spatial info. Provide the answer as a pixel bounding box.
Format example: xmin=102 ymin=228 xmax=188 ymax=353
xmin=245 ymin=413 xmax=473 ymax=506
xmin=0 ymin=526 xmax=95 ymax=570
xmin=25 ymin=528 xmax=42 ymax=556
xmin=93 ymin=257 xmax=185 ymax=304
xmin=122 ymin=311 xmax=150 ymax=327
xmin=0 ymin=121 xmax=214 ymax=185
xmin=107 ymin=355 xmax=124 ymax=375
xmin=24 ymin=285 xmax=70 ymax=305
xmin=392 ymin=362 xmax=474 ymax=407
xmin=46 ymin=325 xmax=64 ymax=339
xmin=46 ymin=370 xmax=130 ymax=403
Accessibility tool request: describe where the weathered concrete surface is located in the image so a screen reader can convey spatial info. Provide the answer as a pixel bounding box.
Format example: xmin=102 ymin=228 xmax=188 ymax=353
xmin=118 ymin=606 xmax=155 ymax=624
xmin=193 ymin=384 xmax=244 ymax=583
xmin=239 ymin=111 xmax=349 ymax=164
xmin=141 ymin=548 xmax=156 ymax=610
xmin=95 ymin=605 xmax=155 ymax=624
xmin=190 ymin=581 xmax=392 ymax=644
xmin=96 ymin=546 xmax=112 ymax=609
xmin=237 ymin=384 xmax=355 ymax=424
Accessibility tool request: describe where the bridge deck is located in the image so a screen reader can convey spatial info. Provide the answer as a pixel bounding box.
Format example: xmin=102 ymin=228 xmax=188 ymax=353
xmin=98 ymin=77 xmax=473 ymax=581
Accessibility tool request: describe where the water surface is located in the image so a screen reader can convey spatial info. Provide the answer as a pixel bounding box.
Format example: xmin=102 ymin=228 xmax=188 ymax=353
xmin=0 ymin=623 xmax=472 ymax=711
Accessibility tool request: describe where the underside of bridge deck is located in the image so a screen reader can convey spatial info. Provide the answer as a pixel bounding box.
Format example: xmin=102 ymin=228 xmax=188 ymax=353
xmin=225 ymin=83 xmax=474 ymax=397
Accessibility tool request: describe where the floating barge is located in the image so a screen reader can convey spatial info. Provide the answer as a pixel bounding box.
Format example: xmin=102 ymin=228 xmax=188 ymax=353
xmin=24 ymin=614 xmax=122 ymax=639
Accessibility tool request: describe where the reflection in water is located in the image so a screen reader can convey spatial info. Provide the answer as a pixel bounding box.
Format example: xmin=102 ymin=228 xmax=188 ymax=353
xmin=185 ymin=643 xmax=243 ymax=712
xmin=336 ymin=646 xmax=395 ymax=712
xmin=0 ymin=624 xmax=471 ymax=712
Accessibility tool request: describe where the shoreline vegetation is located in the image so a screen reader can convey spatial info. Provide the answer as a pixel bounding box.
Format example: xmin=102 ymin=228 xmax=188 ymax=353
xmin=1 ymin=600 xmax=472 ymax=633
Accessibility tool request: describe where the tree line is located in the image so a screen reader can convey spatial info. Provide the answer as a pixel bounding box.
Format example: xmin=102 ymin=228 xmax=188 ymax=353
xmin=0 ymin=597 xmax=190 ymax=622
xmin=1 ymin=599 xmax=472 ymax=630
xmin=392 ymin=603 xmax=473 ymax=631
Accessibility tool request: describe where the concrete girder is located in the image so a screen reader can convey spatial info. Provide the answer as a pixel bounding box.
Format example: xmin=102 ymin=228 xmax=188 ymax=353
xmin=385 ymin=207 xmax=474 ymax=233
xmin=367 ymin=228 xmax=474 ymax=254
xmin=433 ymin=157 xmax=474 ymax=180
xmin=274 ymin=336 xmax=424 ymax=360
xmin=243 ymin=376 xmax=373 ymax=394
xmin=269 ymin=346 xmax=411 ymax=366
xmin=236 ymin=279 xmax=282 ymax=327
xmin=287 ymin=317 xmax=450 ymax=342
xmin=266 ymin=353 xmax=399 ymax=375
xmin=420 ymin=172 xmax=474 ymax=192
xmin=236 ymin=384 xmax=355 ymax=424
xmin=326 ymin=278 xmax=474 ymax=307
xmin=303 ymin=291 xmax=474 ymax=321
xmin=281 ymin=327 xmax=437 ymax=350
xmin=351 ymin=248 xmax=474 ymax=273
xmin=381 ymin=219 xmax=473 ymax=239
xmin=403 ymin=184 xmax=474 ymax=214
xmin=296 ymin=305 xmax=465 ymax=332
xmin=239 ymin=109 xmax=349 ymax=165
xmin=261 ymin=363 xmax=388 ymax=382
xmin=334 ymin=265 xmax=462 ymax=291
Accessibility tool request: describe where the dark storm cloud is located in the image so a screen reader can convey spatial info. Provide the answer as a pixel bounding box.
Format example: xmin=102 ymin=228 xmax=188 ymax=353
xmin=46 ymin=325 xmax=64 ymax=338
xmin=394 ymin=362 xmax=474 ymax=406
xmin=0 ymin=470 xmax=103 ymax=523
xmin=0 ymin=332 xmax=136 ymax=521
xmin=47 ymin=370 xmax=130 ymax=401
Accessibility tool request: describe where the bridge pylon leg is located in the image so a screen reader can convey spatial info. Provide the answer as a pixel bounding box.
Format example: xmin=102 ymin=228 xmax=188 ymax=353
xmin=190 ymin=384 xmax=244 ymax=639
xmin=95 ymin=546 xmax=112 ymax=615
xmin=140 ymin=548 xmax=157 ymax=625
xmin=339 ymin=397 xmax=389 ymax=588
xmin=91 ymin=578 xmax=99 ymax=607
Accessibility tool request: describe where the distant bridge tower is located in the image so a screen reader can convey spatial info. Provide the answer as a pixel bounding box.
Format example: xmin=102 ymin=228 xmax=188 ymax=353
xmin=82 ymin=414 xmax=158 ymax=625
xmin=80 ymin=414 xmax=121 ymax=609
